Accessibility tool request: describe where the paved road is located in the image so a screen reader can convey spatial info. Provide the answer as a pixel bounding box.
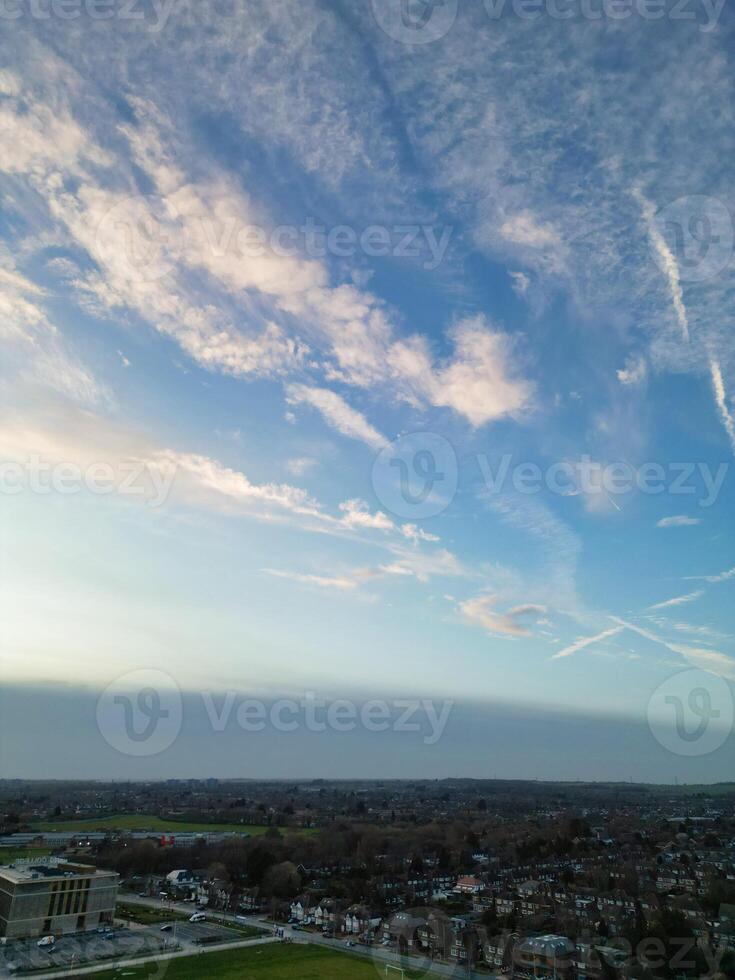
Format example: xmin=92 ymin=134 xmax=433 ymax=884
xmin=119 ymin=895 xmax=504 ymax=979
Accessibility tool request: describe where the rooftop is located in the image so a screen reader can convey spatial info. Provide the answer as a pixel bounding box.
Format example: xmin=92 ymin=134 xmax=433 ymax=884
xmin=0 ymin=860 xmax=117 ymax=884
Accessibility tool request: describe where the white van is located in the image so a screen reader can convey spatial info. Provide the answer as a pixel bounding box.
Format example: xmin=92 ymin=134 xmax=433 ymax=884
xmin=189 ymin=912 xmax=206 ymax=922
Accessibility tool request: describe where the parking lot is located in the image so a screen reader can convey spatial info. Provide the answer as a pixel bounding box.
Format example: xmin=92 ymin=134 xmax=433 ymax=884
xmin=0 ymin=928 xmax=168 ymax=974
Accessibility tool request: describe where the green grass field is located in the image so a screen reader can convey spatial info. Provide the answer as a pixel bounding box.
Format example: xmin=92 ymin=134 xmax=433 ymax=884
xmin=0 ymin=847 xmax=53 ymax=861
xmin=30 ymin=815 xmax=309 ymax=835
xmin=72 ymin=943 xmax=426 ymax=979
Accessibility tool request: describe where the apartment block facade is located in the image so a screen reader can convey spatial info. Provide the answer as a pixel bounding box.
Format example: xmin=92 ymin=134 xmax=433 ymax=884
xmin=0 ymin=861 xmax=119 ymax=940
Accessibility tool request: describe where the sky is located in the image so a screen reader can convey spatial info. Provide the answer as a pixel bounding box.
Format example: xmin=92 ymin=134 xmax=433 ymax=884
xmin=1 ymin=0 xmax=734 ymax=781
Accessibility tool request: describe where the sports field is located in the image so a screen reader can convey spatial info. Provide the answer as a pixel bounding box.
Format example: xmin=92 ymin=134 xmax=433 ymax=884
xmin=0 ymin=847 xmax=53 ymax=861
xmin=71 ymin=943 xmax=426 ymax=979
xmin=31 ymin=815 xmax=315 ymax=835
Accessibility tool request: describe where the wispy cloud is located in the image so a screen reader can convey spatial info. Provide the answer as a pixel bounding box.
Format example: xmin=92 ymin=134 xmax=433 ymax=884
xmin=685 ymin=566 xmax=735 ymax=584
xmin=460 ymin=594 xmax=547 ymax=638
xmin=0 ymin=259 xmax=105 ymax=406
xmin=656 ymin=515 xmax=701 ymax=528
xmin=610 ymin=616 xmax=735 ymax=681
xmin=709 ymin=356 xmax=735 ymax=454
xmin=286 ymin=384 xmax=387 ymax=450
xmin=634 ymin=188 xmax=689 ymax=342
xmin=551 ymin=626 xmax=625 ymax=661
xmin=647 ymin=590 xmax=703 ymax=611
xmin=263 ymin=569 xmax=362 ymax=592
xmin=617 ymin=356 xmax=647 ymax=386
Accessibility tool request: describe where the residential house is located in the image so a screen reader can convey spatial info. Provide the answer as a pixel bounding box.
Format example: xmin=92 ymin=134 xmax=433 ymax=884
xmin=313 ymin=898 xmax=341 ymax=932
xmin=382 ymin=911 xmax=425 ymax=951
xmin=344 ymin=904 xmax=381 ymax=938
xmin=454 ymin=875 xmax=483 ymax=895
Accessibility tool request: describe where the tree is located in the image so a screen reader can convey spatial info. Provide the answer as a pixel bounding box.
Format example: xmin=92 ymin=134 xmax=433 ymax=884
xmin=246 ymin=845 xmax=277 ymax=887
xmin=262 ymin=861 xmax=301 ymax=899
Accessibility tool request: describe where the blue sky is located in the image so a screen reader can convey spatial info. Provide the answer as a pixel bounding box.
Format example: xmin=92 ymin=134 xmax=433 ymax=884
xmin=1 ymin=0 xmax=735 ymax=779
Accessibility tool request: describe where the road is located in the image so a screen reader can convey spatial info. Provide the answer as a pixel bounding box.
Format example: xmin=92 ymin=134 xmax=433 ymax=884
xmin=118 ymin=894 xmax=504 ymax=979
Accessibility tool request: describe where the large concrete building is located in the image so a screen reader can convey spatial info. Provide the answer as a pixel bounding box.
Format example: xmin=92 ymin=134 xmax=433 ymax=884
xmin=0 ymin=860 xmax=119 ymax=940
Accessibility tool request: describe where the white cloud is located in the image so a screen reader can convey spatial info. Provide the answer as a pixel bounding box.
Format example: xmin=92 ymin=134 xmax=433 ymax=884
xmin=338 ymin=499 xmax=393 ymax=532
xmin=400 ymin=523 xmax=440 ymax=543
xmin=460 ymin=594 xmax=547 ymax=638
xmin=0 ymin=259 xmax=104 ymax=406
xmin=686 ymin=565 xmax=735 ymax=585
xmin=286 ymin=384 xmax=388 ymax=450
xmin=381 ymin=545 xmax=464 ymax=583
xmin=647 ymin=590 xmax=703 ymax=611
xmin=388 ymin=316 xmax=532 ymax=427
xmin=617 ymin=356 xmax=647 ymax=386
xmin=500 ymin=211 xmax=561 ymax=250
xmin=551 ymin=626 xmax=625 ymax=660
xmin=709 ymin=356 xmax=735 ymax=455
xmin=509 ymin=270 xmax=531 ymax=296
xmin=264 ymin=569 xmax=360 ymax=592
xmin=611 ymin=615 xmax=735 ymax=682
xmin=265 ymin=544 xmax=462 ymax=595
xmin=656 ymin=515 xmax=701 ymax=528
xmin=1 ymin=73 xmax=535 ymax=433
xmin=634 ymin=188 xmax=689 ymax=343
xmin=423 ymin=317 xmax=532 ymax=428
xmin=0 ymin=402 xmax=380 ymax=538
xmin=285 ymin=456 xmax=317 ymax=477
